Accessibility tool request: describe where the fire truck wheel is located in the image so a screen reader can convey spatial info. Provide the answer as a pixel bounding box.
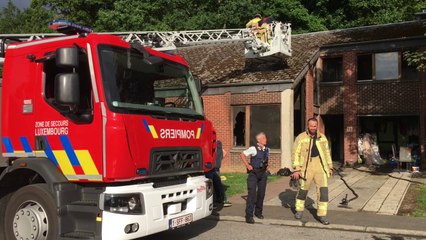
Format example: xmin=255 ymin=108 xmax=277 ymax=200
xmin=0 ymin=192 xmax=12 ymax=240
xmin=4 ymin=184 xmax=58 ymax=240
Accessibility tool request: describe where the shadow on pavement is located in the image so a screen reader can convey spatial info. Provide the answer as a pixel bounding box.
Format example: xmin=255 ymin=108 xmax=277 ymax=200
xmin=141 ymin=216 xmax=219 ymax=240
xmin=353 ymin=165 xmax=426 ymax=184
xmin=278 ymin=189 xmax=315 ymax=214
xmin=371 ymin=235 xmax=406 ymax=240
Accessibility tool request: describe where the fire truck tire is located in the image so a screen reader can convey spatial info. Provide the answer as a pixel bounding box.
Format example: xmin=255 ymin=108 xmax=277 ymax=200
xmin=4 ymin=184 xmax=58 ymax=240
xmin=0 ymin=192 xmax=12 ymax=240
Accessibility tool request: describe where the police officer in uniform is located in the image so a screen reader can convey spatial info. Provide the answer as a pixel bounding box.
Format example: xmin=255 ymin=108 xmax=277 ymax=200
xmin=240 ymin=132 xmax=269 ymax=224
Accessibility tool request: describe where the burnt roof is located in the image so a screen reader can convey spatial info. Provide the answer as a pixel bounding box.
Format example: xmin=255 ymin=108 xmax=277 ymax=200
xmin=176 ymin=20 xmax=426 ymax=87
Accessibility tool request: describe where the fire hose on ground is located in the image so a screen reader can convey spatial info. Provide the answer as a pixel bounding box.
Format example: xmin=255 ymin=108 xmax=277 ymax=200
xmin=278 ymin=167 xmax=359 ymax=207
xmin=333 ymin=167 xmax=359 ymax=207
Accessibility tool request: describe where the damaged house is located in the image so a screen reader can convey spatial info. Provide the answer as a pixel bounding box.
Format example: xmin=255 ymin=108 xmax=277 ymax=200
xmin=178 ymin=18 xmax=426 ymax=173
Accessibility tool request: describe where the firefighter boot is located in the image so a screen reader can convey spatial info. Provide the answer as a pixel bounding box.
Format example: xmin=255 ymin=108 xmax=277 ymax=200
xmin=294 ymin=211 xmax=303 ymax=219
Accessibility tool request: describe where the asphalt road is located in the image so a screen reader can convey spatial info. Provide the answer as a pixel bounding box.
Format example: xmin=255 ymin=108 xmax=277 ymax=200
xmin=141 ymin=219 xmax=424 ymax=240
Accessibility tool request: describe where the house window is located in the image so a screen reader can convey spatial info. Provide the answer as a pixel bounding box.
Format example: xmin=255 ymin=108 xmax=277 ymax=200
xmin=44 ymin=50 xmax=93 ymax=123
xmin=375 ymin=52 xmax=399 ymax=80
xmin=322 ymin=57 xmax=343 ymax=82
xmin=233 ymin=106 xmax=246 ymax=147
xmin=357 ymin=52 xmax=400 ymax=81
xmin=357 ymin=54 xmax=373 ymax=80
xmin=232 ymin=105 xmax=281 ymax=149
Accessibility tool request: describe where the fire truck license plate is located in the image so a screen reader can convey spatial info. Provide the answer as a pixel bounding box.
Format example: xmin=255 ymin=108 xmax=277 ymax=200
xmin=169 ymin=214 xmax=193 ymax=229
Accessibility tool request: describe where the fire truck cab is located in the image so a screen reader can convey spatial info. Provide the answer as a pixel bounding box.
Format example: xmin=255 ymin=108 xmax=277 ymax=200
xmin=0 ymin=21 xmax=215 ymax=240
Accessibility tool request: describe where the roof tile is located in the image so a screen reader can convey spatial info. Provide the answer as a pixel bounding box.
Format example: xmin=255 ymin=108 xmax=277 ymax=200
xmin=177 ymin=20 xmax=426 ymax=86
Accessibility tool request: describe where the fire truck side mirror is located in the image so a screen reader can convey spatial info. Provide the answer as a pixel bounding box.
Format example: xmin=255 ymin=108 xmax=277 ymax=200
xmin=56 ymin=47 xmax=79 ymax=68
xmin=55 ymin=73 xmax=80 ymax=107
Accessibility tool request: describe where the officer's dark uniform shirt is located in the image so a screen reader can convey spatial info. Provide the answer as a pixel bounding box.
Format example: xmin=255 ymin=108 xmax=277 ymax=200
xmin=244 ymin=144 xmax=269 ymax=169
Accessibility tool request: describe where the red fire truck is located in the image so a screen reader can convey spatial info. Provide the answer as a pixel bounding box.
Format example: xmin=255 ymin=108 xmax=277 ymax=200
xmin=0 ymin=21 xmax=215 ymax=240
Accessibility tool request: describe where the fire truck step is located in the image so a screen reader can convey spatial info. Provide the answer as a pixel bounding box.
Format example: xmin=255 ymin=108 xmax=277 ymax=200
xmin=58 ymin=201 xmax=100 ymax=239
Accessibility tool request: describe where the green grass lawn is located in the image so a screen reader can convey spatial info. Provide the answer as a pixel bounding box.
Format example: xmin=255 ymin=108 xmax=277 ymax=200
xmin=221 ymin=173 xmax=281 ymax=198
xmin=414 ymin=185 xmax=426 ymax=217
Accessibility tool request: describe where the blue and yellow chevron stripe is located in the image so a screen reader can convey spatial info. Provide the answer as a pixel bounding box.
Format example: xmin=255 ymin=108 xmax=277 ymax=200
xmin=2 ymin=136 xmax=102 ymax=182
xmin=142 ymin=119 xmax=158 ymax=139
xmin=196 ymin=123 xmax=204 ymax=139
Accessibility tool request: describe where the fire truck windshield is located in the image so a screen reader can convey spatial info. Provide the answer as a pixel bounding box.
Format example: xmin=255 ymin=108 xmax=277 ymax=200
xmin=98 ymin=45 xmax=204 ymax=119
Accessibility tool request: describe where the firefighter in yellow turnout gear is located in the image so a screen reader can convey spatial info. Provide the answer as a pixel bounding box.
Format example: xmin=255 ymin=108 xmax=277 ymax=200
xmin=291 ymin=118 xmax=333 ymax=225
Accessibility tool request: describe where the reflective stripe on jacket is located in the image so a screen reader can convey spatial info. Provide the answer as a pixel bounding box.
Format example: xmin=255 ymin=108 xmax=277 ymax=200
xmin=291 ymin=131 xmax=333 ymax=175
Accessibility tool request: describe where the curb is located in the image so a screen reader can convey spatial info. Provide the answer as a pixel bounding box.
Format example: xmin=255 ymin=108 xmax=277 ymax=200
xmin=213 ymin=215 xmax=426 ymax=237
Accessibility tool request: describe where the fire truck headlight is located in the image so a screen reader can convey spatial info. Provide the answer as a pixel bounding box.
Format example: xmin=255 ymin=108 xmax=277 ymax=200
xmin=205 ymin=179 xmax=213 ymax=199
xmin=102 ymin=193 xmax=143 ymax=214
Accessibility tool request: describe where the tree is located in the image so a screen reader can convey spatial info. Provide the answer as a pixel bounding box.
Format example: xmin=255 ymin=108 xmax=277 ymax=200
xmin=302 ymin=0 xmax=426 ymax=30
xmin=405 ymin=50 xmax=426 ymax=72
xmin=21 ymin=1 xmax=55 ymax=33
xmin=0 ymin=1 xmax=54 ymax=34
xmin=95 ymin=0 xmax=327 ymax=33
xmin=0 ymin=0 xmax=25 ymax=34
xmin=95 ymin=0 xmax=232 ymax=31
xmin=31 ymin=0 xmax=115 ymax=28
xmin=0 ymin=0 xmax=424 ymax=34
xmin=259 ymin=0 xmax=327 ymax=33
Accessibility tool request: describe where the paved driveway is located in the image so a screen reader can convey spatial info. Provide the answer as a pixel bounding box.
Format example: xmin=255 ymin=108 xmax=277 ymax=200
xmin=230 ymin=166 xmax=414 ymax=215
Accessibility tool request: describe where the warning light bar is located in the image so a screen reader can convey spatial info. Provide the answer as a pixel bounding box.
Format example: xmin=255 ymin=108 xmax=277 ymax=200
xmin=49 ymin=20 xmax=93 ymax=35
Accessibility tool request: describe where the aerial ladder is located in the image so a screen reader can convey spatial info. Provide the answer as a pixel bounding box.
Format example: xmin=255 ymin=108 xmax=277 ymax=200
xmin=0 ymin=20 xmax=291 ymax=64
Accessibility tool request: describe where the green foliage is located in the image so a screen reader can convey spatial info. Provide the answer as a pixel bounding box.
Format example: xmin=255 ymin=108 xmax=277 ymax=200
xmin=404 ymin=50 xmax=426 ymax=72
xmin=0 ymin=0 xmax=53 ymax=33
xmin=22 ymin=1 xmax=55 ymax=33
xmin=302 ymin=0 xmax=426 ymax=29
xmin=413 ymin=185 xmax=426 ymax=217
xmin=31 ymin=0 xmax=115 ymax=28
xmin=259 ymin=0 xmax=327 ymax=33
xmin=0 ymin=0 xmax=423 ymax=34
xmin=0 ymin=0 xmax=25 ymax=33
xmin=221 ymin=173 xmax=248 ymax=198
xmin=221 ymin=173 xmax=280 ymax=197
xmin=94 ymin=0 xmax=327 ymax=32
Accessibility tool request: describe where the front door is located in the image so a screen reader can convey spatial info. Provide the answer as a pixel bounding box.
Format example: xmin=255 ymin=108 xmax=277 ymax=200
xmin=33 ymin=45 xmax=103 ymax=182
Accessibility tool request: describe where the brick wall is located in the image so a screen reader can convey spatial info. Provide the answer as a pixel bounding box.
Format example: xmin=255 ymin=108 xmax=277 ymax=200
xmin=320 ymin=84 xmax=344 ymax=114
xmin=231 ymin=90 xmax=281 ymax=105
xmin=225 ymin=151 xmax=282 ymax=174
xmin=202 ymin=93 xmax=232 ymax=170
xmin=357 ymin=81 xmax=420 ymax=114
xmin=342 ymin=52 xmax=358 ymax=164
xmin=305 ymin=69 xmax=314 ymax=119
xmin=203 ymin=91 xmax=282 ymax=173
xmin=320 ymin=54 xmax=424 ymax=167
xmin=305 ymin=68 xmax=326 ymax=133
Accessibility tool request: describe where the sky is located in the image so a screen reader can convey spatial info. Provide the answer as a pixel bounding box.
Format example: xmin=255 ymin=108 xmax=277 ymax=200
xmin=0 ymin=0 xmax=31 ymax=10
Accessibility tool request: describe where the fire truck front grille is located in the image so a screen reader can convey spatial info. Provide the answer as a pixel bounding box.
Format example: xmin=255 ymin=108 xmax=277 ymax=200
xmin=150 ymin=148 xmax=202 ymax=176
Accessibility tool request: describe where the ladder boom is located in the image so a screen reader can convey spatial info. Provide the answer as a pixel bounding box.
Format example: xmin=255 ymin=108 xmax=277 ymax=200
xmin=0 ymin=22 xmax=291 ymax=61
